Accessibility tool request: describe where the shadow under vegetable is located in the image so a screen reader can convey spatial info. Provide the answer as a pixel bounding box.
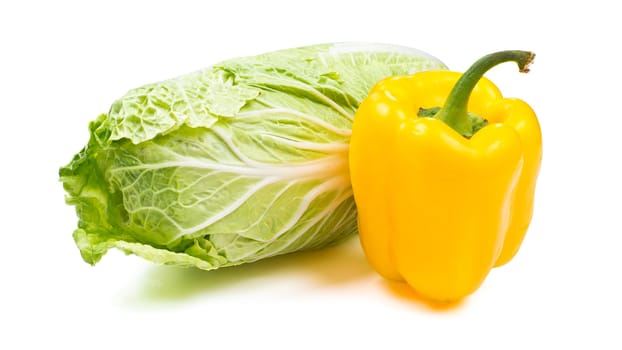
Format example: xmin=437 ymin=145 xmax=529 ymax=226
xmin=127 ymin=235 xmax=373 ymax=303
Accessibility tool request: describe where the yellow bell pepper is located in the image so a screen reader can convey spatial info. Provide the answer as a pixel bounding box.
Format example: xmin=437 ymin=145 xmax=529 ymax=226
xmin=349 ymin=51 xmax=542 ymax=302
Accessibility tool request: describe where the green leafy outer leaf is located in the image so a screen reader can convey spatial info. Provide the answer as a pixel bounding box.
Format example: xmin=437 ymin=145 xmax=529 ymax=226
xmin=60 ymin=43 xmax=447 ymax=270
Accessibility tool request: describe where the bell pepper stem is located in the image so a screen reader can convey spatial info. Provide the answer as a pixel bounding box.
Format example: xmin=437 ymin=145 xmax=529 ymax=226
xmin=434 ymin=50 xmax=535 ymax=137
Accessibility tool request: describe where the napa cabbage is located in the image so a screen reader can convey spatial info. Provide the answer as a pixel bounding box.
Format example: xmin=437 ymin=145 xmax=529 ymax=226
xmin=60 ymin=43 xmax=446 ymax=270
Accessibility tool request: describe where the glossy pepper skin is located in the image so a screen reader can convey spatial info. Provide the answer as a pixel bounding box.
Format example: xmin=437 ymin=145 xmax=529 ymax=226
xmin=349 ymin=51 xmax=542 ymax=301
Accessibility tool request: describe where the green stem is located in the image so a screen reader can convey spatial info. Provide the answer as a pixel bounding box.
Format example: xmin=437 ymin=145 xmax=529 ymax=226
xmin=434 ymin=50 xmax=535 ymax=137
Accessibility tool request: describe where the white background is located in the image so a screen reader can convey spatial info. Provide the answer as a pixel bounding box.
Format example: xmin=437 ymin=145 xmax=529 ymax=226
xmin=2 ymin=0 xmax=621 ymax=348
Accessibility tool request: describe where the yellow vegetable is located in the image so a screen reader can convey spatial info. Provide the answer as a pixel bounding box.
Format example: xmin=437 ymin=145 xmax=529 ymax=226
xmin=349 ymin=51 xmax=542 ymax=301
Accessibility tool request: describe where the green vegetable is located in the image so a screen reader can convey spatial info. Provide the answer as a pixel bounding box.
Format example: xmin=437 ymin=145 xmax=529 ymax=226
xmin=60 ymin=43 xmax=446 ymax=270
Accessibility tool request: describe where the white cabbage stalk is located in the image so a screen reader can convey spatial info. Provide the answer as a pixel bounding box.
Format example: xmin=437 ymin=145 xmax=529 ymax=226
xmin=60 ymin=43 xmax=446 ymax=270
